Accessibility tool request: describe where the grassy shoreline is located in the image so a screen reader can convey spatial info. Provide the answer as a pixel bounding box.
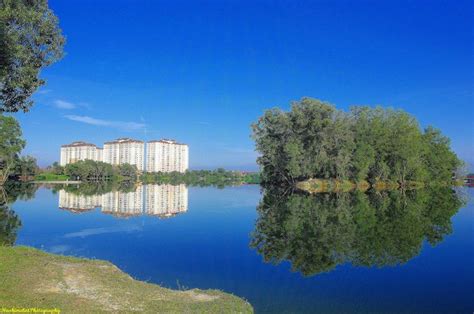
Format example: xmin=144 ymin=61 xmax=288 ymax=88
xmin=0 ymin=246 xmax=252 ymax=313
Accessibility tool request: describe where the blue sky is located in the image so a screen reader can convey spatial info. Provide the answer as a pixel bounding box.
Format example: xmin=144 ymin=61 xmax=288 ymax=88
xmin=14 ymin=0 xmax=473 ymax=170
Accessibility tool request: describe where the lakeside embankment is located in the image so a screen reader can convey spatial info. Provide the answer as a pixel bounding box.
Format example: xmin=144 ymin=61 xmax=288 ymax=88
xmin=0 ymin=246 xmax=252 ymax=313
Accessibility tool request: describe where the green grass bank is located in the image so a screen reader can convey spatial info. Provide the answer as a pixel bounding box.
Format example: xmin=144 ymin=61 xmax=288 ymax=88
xmin=0 ymin=246 xmax=253 ymax=313
xmin=34 ymin=173 xmax=71 ymax=182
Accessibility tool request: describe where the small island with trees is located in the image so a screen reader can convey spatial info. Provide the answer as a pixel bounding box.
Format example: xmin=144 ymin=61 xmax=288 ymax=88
xmin=252 ymin=97 xmax=464 ymax=192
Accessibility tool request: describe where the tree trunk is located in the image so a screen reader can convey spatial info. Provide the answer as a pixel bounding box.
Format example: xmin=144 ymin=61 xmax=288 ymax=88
xmin=0 ymin=162 xmax=13 ymax=186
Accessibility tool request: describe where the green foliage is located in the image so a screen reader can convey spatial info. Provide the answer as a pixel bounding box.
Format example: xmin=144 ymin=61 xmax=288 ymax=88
xmin=0 ymin=0 xmax=65 ymax=112
xmin=64 ymin=160 xmax=115 ymax=182
xmin=50 ymin=161 xmax=65 ymax=175
xmin=252 ymin=98 xmax=462 ymax=185
xmin=0 ymin=114 xmax=25 ymax=184
xmin=63 ymin=160 xmax=139 ymax=182
xmin=422 ymin=126 xmax=462 ymax=182
xmin=116 ymin=163 xmax=138 ymax=181
xmin=141 ymin=170 xmax=260 ymax=187
xmin=58 ymin=161 xmax=259 ymax=186
xmin=34 ymin=173 xmax=69 ymax=181
xmin=12 ymin=155 xmax=38 ymax=178
xmin=34 ymin=162 xmax=67 ymax=181
xmin=251 ymin=187 xmax=465 ymax=276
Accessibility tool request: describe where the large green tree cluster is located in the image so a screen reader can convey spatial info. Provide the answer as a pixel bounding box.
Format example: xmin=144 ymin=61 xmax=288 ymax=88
xmin=252 ymin=98 xmax=462 ymax=185
xmin=251 ymin=187 xmax=465 ymax=276
xmin=64 ymin=160 xmax=116 ymax=182
xmin=64 ymin=160 xmax=139 ymax=182
xmin=0 ymin=0 xmax=65 ymax=112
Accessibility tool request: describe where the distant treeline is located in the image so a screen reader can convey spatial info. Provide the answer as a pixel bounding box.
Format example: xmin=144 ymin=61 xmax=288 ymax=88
xmin=49 ymin=161 xmax=260 ymax=186
xmin=141 ymin=169 xmax=260 ymax=187
xmin=252 ymin=98 xmax=462 ymax=186
xmin=57 ymin=160 xmax=138 ymax=182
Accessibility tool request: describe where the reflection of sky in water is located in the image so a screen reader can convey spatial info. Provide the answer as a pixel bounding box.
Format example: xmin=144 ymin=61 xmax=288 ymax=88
xmin=63 ymin=225 xmax=142 ymax=238
xmin=10 ymin=186 xmax=474 ymax=314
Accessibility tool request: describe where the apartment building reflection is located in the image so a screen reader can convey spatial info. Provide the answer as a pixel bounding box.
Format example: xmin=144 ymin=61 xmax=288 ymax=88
xmin=145 ymin=184 xmax=188 ymax=218
xmin=58 ymin=184 xmax=188 ymax=219
xmin=59 ymin=190 xmax=101 ymax=213
xmin=101 ymin=186 xmax=144 ymax=217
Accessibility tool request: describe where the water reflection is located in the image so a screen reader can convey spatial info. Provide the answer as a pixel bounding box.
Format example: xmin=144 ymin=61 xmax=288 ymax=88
xmin=0 ymin=203 xmax=21 ymax=246
xmin=145 ymin=184 xmax=188 ymax=218
xmin=58 ymin=184 xmax=188 ymax=219
xmin=58 ymin=190 xmax=101 ymax=213
xmin=101 ymin=186 xmax=144 ymax=217
xmin=0 ymin=182 xmax=39 ymax=246
xmin=251 ymin=187 xmax=466 ymax=277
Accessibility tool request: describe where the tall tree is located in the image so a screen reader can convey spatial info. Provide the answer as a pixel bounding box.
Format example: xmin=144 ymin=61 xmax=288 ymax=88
xmin=0 ymin=0 xmax=65 ymax=112
xmin=12 ymin=155 xmax=38 ymax=178
xmin=422 ymin=126 xmax=461 ymax=181
xmin=0 ymin=114 xmax=25 ymax=185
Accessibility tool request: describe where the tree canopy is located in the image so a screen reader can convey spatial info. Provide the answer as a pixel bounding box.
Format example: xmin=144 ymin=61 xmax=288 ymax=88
xmin=252 ymin=98 xmax=462 ymax=185
xmin=64 ymin=160 xmax=116 ymax=182
xmin=0 ymin=0 xmax=65 ymax=112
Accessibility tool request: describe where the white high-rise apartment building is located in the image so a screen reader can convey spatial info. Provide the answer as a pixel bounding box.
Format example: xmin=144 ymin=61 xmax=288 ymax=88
xmin=103 ymin=138 xmax=145 ymax=171
xmin=60 ymin=138 xmax=188 ymax=173
xmin=60 ymin=141 xmax=103 ymax=166
xmin=147 ymin=139 xmax=189 ymax=173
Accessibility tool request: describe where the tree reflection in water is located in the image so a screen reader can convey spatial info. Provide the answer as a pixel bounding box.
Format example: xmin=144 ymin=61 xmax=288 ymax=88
xmin=0 ymin=182 xmax=39 ymax=246
xmin=250 ymin=187 xmax=466 ymax=276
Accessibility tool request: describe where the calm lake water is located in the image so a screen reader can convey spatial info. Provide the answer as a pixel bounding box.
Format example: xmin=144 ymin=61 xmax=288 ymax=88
xmin=3 ymin=184 xmax=474 ymax=313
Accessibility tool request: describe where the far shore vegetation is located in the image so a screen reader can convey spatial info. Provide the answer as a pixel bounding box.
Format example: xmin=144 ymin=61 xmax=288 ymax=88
xmin=0 ymin=114 xmax=259 ymax=188
xmin=39 ymin=160 xmax=261 ymax=187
